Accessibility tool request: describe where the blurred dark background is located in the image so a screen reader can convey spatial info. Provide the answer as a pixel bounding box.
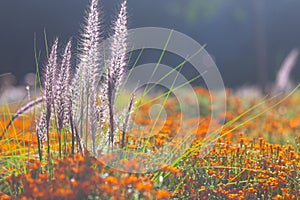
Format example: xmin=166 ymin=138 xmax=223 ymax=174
xmin=1 ymin=0 xmax=300 ymax=89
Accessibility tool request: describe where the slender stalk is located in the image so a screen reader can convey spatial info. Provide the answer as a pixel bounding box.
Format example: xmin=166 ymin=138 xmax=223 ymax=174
xmin=108 ymin=78 xmax=115 ymax=147
xmin=69 ymin=107 xmax=75 ymax=155
xmin=85 ymin=90 xmax=89 ymax=149
xmin=122 ymin=94 xmax=135 ymax=148
xmin=58 ymin=130 xmax=62 ymax=158
xmin=36 ymin=128 xmax=43 ymax=161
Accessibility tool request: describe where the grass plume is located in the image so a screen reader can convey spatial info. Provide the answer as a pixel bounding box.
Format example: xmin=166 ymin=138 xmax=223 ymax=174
xmin=0 ymin=96 xmax=43 ymax=139
xmin=107 ymin=0 xmax=128 ymax=147
xmin=55 ymin=40 xmax=72 ymax=132
xmin=71 ymin=0 xmax=102 ymax=154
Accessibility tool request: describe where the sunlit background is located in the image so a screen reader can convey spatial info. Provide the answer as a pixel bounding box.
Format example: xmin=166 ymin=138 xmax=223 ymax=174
xmin=1 ymin=0 xmax=300 ymax=92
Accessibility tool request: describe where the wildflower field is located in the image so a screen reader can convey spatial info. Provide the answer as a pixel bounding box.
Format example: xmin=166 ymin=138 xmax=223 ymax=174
xmin=1 ymin=87 xmax=300 ymax=199
xmin=1 ymin=0 xmax=300 ymax=199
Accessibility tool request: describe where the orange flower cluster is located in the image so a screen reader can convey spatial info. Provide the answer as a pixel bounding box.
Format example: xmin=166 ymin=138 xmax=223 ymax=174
xmin=221 ymin=90 xmax=300 ymax=143
xmin=290 ymin=114 xmax=300 ymax=129
xmin=3 ymin=153 xmax=170 ymax=199
xmin=164 ymin=137 xmax=300 ymax=199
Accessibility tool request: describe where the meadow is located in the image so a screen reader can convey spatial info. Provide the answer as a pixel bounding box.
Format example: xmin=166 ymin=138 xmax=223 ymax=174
xmin=0 ymin=0 xmax=300 ymax=199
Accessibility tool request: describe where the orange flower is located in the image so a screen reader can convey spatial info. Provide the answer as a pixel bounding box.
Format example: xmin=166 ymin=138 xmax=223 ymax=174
xmin=104 ymin=176 xmax=118 ymax=184
xmin=70 ymin=178 xmax=78 ymax=186
xmin=155 ymin=190 xmax=171 ymax=199
xmin=127 ymin=144 xmax=138 ymax=149
xmin=0 ymin=191 xmax=10 ymax=200
xmin=273 ymin=195 xmax=284 ymax=200
xmin=124 ymin=175 xmax=138 ymax=185
xmin=289 ymin=114 xmax=300 ymax=128
xmin=100 ymin=184 xmax=113 ymax=194
xmin=200 ymin=186 xmax=206 ymax=191
xmin=227 ymin=193 xmax=239 ymax=199
xmin=55 ymin=188 xmax=72 ymax=198
xmin=207 ymin=169 xmax=215 ymax=176
xmin=135 ymin=182 xmax=153 ymax=191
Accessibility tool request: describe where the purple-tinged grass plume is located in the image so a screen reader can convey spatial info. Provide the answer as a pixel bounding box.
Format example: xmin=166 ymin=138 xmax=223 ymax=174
xmin=71 ymin=0 xmax=103 ymax=153
xmin=107 ymin=0 xmax=128 ymax=147
xmin=55 ymin=40 xmax=72 ymax=132
xmin=42 ymin=38 xmax=59 ymax=154
xmin=0 ymin=96 xmax=43 ymax=139
xmin=36 ymin=107 xmax=46 ymax=161
xmin=73 ymin=0 xmax=102 ymax=106
xmin=54 ymin=40 xmax=73 ymax=157
xmin=273 ymin=48 xmax=299 ymax=94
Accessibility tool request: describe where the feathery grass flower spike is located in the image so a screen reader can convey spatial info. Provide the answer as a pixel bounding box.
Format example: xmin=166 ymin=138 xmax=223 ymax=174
xmin=107 ymin=0 xmax=128 ymax=147
xmin=55 ymin=40 xmax=72 ymax=132
xmin=38 ymin=38 xmax=59 ymax=156
xmin=44 ymin=38 xmax=58 ymax=133
xmin=71 ymin=0 xmax=102 ymax=154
